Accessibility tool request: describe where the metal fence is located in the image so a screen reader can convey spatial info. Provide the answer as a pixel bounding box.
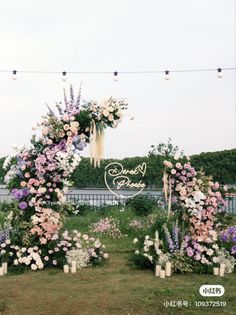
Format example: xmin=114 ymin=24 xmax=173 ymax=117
xmin=0 ymin=192 xmax=236 ymax=214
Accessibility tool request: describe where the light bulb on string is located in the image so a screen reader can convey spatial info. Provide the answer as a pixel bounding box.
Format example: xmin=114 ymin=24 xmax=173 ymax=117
xmin=164 ymin=70 xmax=170 ymax=80
xmin=12 ymin=70 xmax=17 ymax=80
xmin=113 ymin=71 xmax=118 ymax=81
xmin=217 ymin=68 xmax=223 ymax=78
xmin=62 ymin=71 xmax=67 ymax=81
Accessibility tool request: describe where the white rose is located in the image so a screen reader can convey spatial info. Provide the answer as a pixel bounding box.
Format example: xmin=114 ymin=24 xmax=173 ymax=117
xmin=108 ymin=114 xmax=114 ymax=122
xmin=103 ymin=110 xmax=109 ymax=117
xmin=82 ymin=234 xmax=89 ymax=240
xmin=31 ymin=264 xmax=37 ymax=271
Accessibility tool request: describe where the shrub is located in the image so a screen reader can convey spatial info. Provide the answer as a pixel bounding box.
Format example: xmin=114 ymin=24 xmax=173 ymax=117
xmin=126 ymin=195 xmax=157 ymax=216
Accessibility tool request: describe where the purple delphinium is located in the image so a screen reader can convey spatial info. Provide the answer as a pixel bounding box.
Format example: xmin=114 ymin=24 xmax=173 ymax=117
xmin=164 ymin=225 xmax=176 ymax=253
xmin=19 ymin=201 xmax=27 ymax=210
xmin=172 ymin=223 xmax=179 ymax=250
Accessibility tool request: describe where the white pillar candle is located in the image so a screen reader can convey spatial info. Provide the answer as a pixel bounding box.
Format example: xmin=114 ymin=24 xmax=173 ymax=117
xmin=63 ymin=264 xmax=69 ymax=274
xmin=2 ymin=262 xmax=8 ymax=274
xmin=165 ymin=262 xmax=171 ymax=277
xmin=219 ymin=263 xmax=225 ymax=277
xmin=71 ymin=260 xmax=77 ymax=273
xmin=155 ymin=265 xmax=161 ymax=277
xmin=71 ymin=266 xmax=76 ymax=273
xmin=213 ymin=267 xmax=219 ymax=276
xmin=160 ymin=269 xmax=166 ymax=279
xmin=0 ymin=267 xmax=4 ymax=276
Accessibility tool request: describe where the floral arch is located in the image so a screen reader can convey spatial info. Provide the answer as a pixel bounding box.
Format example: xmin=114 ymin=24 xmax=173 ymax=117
xmin=1 ymin=86 xmax=127 ymax=270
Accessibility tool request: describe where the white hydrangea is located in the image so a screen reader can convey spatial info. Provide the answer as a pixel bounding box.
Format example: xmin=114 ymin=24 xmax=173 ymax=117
xmin=66 ymin=249 xmax=90 ymax=269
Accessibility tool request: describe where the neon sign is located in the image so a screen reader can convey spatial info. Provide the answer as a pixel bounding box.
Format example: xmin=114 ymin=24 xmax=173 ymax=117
xmin=104 ymin=162 xmax=147 ymax=199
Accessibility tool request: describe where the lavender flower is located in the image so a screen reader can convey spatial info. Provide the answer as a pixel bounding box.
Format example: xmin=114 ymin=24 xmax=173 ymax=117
xmin=172 ymin=223 xmax=179 ymax=250
xmin=163 ymin=224 xmax=175 ymax=253
xmin=221 ymin=233 xmax=229 ymax=242
xmin=12 ymin=189 xmax=23 ymax=200
xmin=22 ymin=188 xmax=30 ymax=197
xmin=228 ymin=226 xmax=236 ymax=234
xmin=0 ymin=224 xmax=10 ymax=244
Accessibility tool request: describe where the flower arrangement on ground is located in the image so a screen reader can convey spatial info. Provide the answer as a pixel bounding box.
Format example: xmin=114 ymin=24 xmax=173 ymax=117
xmin=89 ymin=217 xmax=123 ymax=238
xmin=132 ymin=155 xmax=235 ymax=274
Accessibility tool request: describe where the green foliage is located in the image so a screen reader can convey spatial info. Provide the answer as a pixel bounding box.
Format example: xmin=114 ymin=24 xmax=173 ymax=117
xmin=126 ymin=195 xmax=157 ymax=216
xmin=0 ymin=157 xmax=5 ymax=183
xmin=149 ymin=137 xmax=180 ymax=158
xmin=1 ymin=149 xmax=236 ymax=187
xmin=0 ymin=201 xmax=19 ymax=213
xmin=171 ymin=252 xmax=193 ymax=273
xmin=191 ymin=149 xmax=236 ymax=184
xmin=191 ymin=260 xmax=213 ymax=274
xmin=129 ymin=252 xmax=153 ymax=269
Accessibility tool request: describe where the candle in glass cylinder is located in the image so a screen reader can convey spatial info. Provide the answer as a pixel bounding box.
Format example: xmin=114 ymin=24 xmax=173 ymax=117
xmin=0 ymin=267 xmax=4 ymax=276
xmin=71 ymin=261 xmax=77 ymax=273
xmin=2 ymin=262 xmax=8 ymax=274
xmin=219 ymin=263 xmax=225 ymax=277
xmin=155 ymin=265 xmax=161 ymax=277
xmin=63 ymin=265 xmax=69 ymax=274
xmin=213 ymin=267 xmax=219 ymax=276
xmin=165 ymin=262 xmax=171 ymax=277
xmin=160 ymin=270 xmax=166 ymax=279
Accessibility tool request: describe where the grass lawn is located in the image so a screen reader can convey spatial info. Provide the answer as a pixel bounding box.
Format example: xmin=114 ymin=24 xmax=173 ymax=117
xmin=0 ymin=214 xmax=236 ymax=315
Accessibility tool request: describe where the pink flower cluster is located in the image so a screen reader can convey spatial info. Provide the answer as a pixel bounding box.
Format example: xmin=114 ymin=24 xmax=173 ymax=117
xmin=31 ymin=208 xmax=62 ymax=244
xmin=90 ymin=217 xmax=123 ymax=238
xmin=164 ymin=158 xmax=227 ymax=244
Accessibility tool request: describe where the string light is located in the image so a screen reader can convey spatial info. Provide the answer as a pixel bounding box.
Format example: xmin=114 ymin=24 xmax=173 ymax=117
xmin=217 ymin=68 xmax=223 ymax=79
xmin=12 ymin=70 xmax=17 ymax=80
xmin=0 ymin=67 xmax=234 ymax=80
xmin=164 ymin=70 xmax=170 ymax=80
xmin=113 ymin=71 xmax=118 ymax=81
xmin=62 ymin=71 xmax=67 ymax=81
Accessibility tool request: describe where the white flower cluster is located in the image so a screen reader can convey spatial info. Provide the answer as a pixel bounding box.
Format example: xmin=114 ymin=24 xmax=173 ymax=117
xmin=212 ymin=247 xmax=235 ymax=273
xmin=0 ymin=239 xmax=11 ymax=255
xmin=12 ymin=246 xmax=44 ymax=270
xmin=56 ymin=149 xmax=81 ymax=174
xmin=66 ymin=249 xmax=90 ymax=269
xmin=133 ymin=234 xmax=168 ymax=265
xmin=61 ymin=230 xmax=108 ymax=268
xmin=4 ymin=165 xmax=18 ymax=185
xmin=89 ymin=97 xmax=128 ymax=128
xmin=3 ymin=145 xmax=26 ymax=170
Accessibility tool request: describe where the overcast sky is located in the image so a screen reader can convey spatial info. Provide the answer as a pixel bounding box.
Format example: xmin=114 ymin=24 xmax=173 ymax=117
xmin=0 ymin=0 xmax=235 ymax=159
